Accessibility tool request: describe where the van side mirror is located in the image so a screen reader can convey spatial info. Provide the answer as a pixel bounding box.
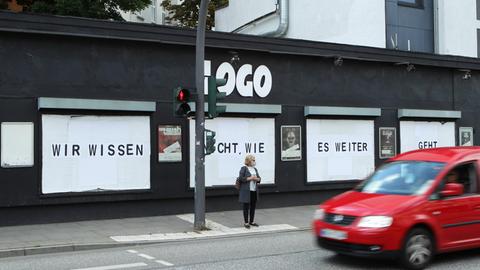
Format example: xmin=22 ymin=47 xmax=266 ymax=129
xmin=440 ymin=183 xmax=464 ymax=197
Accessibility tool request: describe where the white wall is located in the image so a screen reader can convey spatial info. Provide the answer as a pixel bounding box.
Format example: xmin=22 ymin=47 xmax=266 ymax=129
xmin=121 ymin=0 xmax=183 ymax=25
xmin=215 ymin=0 xmax=277 ymax=32
xmin=436 ymin=0 xmax=478 ymax=57
xmin=216 ymin=0 xmax=386 ymax=48
xmin=121 ymin=0 xmax=163 ymax=24
xmin=289 ymin=0 xmax=385 ymax=48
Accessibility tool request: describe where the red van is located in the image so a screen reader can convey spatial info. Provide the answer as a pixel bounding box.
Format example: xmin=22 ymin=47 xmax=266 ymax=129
xmin=312 ymin=147 xmax=480 ymax=270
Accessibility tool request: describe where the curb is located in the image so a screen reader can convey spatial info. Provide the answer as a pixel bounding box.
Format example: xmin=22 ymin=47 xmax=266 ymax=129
xmin=0 ymin=227 xmax=311 ymax=259
xmin=0 ymin=243 xmax=134 ymax=259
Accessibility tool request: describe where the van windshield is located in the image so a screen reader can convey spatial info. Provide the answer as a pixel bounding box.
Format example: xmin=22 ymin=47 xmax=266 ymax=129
xmin=356 ymin=161 xmax=445 ymax=195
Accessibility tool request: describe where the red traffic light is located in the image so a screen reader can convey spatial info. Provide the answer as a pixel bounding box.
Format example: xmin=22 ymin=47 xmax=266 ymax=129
xmin=176 ymin=88 xmax=190 ymax=102
xmin=173 ymin=87 xmax=193 ymax=117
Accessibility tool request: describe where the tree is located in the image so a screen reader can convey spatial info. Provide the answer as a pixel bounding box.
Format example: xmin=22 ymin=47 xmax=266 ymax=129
xmin=0 ymin=0 xmax=10 ymax=9
xmin=7 ymin=0 xmax=152 ymax=21
xmin=161 ymin=0 xmax=228 ymax=30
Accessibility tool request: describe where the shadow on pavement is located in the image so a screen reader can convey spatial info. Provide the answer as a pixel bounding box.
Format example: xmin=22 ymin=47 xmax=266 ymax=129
xmin=321 ymin=248 xmax=480 ymax=269
xmin=431 ymin=248 xmax=480 ymax=266
xmin=323 ymin=254 xmax=402 ymax=269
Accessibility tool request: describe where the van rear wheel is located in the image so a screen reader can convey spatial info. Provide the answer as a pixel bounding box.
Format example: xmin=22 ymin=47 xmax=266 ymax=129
xmin=401 ymin=228 xmax=434 ymax=270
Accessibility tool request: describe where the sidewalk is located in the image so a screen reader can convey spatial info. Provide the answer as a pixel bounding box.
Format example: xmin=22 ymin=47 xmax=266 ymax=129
xmin=0 ymin=205 xmax=318 ymax=258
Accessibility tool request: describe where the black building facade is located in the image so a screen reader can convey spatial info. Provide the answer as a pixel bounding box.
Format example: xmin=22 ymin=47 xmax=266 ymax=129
xmin=1 ymin=12 xmax=480 ymax=226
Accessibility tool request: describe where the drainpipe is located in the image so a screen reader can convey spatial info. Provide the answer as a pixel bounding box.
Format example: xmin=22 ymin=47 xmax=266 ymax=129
xmin=261 ymin=0 xmax=289 ymax=37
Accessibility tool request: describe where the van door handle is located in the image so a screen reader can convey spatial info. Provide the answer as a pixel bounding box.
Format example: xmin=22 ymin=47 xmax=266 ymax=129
xmin=474 ymin=205 xmax=480 ymax=210
xmin=432 ymin=211 xmax=441 ymax=216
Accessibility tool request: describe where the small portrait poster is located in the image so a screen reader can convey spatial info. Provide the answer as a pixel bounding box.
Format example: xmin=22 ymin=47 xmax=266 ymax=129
xmin=379 ymin=127 xmax=396 ymax=159
xmin=459 ymin=127 xmax=474 ymax=146
xmin=281 ymin=125 xmax=301 ymax=161
xmin=158 ymin=125 xmax=182 ymax=162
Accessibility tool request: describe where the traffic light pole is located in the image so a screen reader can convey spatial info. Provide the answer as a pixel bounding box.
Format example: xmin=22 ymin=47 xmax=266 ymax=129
xmin=194 ymin=0 xmax=209 ymax=231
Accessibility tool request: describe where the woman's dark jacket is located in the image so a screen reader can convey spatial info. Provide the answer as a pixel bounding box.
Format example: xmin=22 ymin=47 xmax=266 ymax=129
xmin=237 ymin=166 xmax=261 ymax=203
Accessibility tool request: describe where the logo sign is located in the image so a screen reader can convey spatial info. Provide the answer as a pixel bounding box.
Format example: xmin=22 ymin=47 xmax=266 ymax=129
xmin=204 ymin=60 xmax=272 ymax=98
xmin=400 ymin=121 xmax=455 ymax=153
xmin=42 ymin=115 xmax=150 ymax=194
xmin=307 ymin=119 xmax=375 ymax=182
xmin=189 ymin=117 xmax=275 ymax=187
xmin=333 ymin=215 xmax=344 ymax=223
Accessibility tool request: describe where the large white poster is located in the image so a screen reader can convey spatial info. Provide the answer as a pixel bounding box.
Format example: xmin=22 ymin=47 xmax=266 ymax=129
xmin=307 ymin=119 xmax=375 ymax=182
xmin=400 ymin=121 xmax=455 ymax=153
xmin=42 ymin=115 xmax=150 ymax=194
xmin=189 ymin=117 xmax=275 ymax=187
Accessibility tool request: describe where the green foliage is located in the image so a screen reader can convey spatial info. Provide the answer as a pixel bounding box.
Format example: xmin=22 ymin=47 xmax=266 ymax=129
xmin=161 ymin=0 xmax=228 ymax=30
xmin=14 ymin=0 xmax=152 ymax=20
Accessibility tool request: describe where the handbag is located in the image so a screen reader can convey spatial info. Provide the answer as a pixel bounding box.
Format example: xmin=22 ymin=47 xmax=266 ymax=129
xmin=235 ymin=166 xmax=245 ymax=190
xmin=235 ymin=178 xmax=240 ymax=190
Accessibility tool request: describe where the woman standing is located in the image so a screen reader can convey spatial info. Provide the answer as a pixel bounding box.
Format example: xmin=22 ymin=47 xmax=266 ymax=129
xmin=237 ymin=154 xmax=261 ymax=228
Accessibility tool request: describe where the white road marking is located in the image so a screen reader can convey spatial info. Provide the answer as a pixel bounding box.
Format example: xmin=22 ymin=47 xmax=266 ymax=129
xmin=138 ymin=253 xmax=155 ymax=260
xmin=126 ymin=250 xmax=138 ymax=254
xmin=176 ymin=214 xmax=231 ymax=231
xmin=111 ymin=224 xmax=298 ymax=242
xmin=156 ymin=260 xmax=174 ymax=266
xmin=70 ymin=262 xmax=147 ymax=270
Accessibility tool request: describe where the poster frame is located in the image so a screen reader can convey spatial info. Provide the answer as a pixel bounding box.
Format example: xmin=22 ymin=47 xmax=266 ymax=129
xmin=158 ymin=124 xmax=183 ymax=163
xmin=379 ymin=127 xmax=397 ymax=159
xmin=281 ymin=125 xmax=302 ymax=161
xmin=459 ymin=127 xmax=474 ymax=146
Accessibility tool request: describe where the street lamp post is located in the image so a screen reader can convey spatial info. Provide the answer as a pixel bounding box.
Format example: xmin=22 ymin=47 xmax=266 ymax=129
xmin=194 ymin=0 xmax=209 ymax=231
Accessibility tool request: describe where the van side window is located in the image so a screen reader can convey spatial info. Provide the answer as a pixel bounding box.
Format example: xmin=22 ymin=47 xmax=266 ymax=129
xmin=443 ymin=163 xmax=478 ymax=195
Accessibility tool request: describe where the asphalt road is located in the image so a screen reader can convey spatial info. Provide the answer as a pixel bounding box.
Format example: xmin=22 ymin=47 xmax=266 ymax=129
xmin=1 ymin=230 xmax=480 ymax=270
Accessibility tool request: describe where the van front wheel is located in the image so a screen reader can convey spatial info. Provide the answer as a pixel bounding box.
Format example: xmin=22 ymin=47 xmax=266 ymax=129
xmin=401 ymin=228 xmax=434 ymax=270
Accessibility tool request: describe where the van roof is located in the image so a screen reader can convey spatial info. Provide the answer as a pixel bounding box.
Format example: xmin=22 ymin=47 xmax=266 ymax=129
xmin=391 ymin=147 xmax=480 ymax=163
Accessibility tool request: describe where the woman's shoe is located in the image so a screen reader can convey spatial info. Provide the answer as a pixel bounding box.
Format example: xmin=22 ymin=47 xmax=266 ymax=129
xmin=244 ymin=223 xmax=251 ymax=229
xmin=249 ymin=222 xmax=259 ymax=227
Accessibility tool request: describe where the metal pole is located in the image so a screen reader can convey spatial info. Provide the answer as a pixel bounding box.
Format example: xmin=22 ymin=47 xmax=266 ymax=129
xmin=194 ymin=0 xmax=209 ymax=231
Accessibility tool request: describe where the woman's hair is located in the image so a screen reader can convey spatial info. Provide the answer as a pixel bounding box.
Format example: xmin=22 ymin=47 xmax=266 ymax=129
xmin=244 ymin=154 xmax=255 ymax=166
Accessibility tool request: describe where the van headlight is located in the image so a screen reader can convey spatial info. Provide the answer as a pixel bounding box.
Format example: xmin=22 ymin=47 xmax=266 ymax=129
xmin=314 ymin=208 xmax=325 ymax=220
xmin=357 ymin=216 xmax=393 ymax=228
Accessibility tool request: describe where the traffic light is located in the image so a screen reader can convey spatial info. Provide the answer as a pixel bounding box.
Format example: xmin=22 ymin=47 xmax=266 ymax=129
xmin=207 ymin=77 xmax=227 ymax=118
xmin=173 ymin=87 xmax=192 ymax=117
xmin=205 ymin=129 xmax=216 ymax=155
